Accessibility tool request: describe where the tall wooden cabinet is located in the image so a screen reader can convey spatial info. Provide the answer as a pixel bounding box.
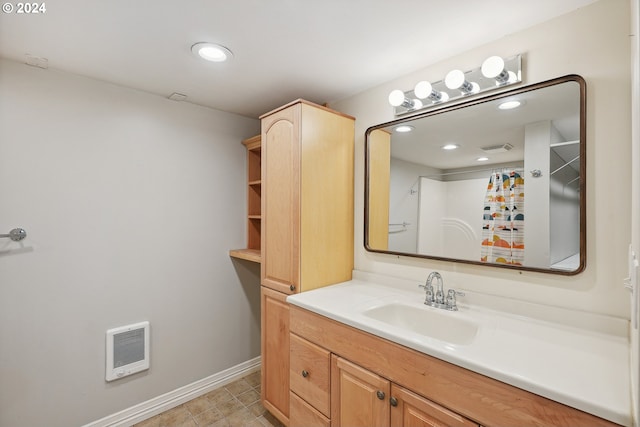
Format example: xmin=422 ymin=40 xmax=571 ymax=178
xmin=260 ymin=99 xmax=355 ymax=425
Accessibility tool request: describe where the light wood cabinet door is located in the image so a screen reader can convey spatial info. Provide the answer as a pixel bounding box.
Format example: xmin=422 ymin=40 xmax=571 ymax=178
xmin=390 ymin=384 xmax=479 ymax=427
xmin=261 ymin=104 xmax=300 ymax=295
xmin=260 ymin=100 xmax=354 ymax=295
xmin=261 ymin=286 xmax=290 ymax=425
xmin=331 ymin=355 xmax=390 ymax=427
xmin=366 ymin=128 xmax=391 ymax=251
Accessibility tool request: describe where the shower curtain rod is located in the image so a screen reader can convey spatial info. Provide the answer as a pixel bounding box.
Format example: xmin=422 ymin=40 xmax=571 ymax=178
xmin=421 ymin=166 xmax=524 ymax=179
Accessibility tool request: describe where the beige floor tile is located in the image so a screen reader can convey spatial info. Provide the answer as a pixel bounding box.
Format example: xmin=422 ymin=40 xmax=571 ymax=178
xmin=225 ymin=379 xmax=252 ymax=396
xmin=177 ymin=418 xmax=197 ymax=427
xmin=216 ymin=398 xmax=245 ymax=417
xmin=132 ymin=414 xmax=161 ymax=427
xmin=205 ymin=387 xmax=234 ymax=406
xmin=193 ymin=407 xmax=225 ymax=427
xmin=236 ymin=389 xmax=260 ymax=406
xmin=247 ymin=400 xmax=268 ymax=417
xmin=184 ymin=395 xmax=213 ymax=416
xmin=132 ymin=370 xmax=274 ymax=427
xmin=227 ymin=408 xmax=259 ymax=427
xmin=159 ymin=405 xmax=191 ymax=426
xmin=207 ymin=418 xmax=230 ymax=427
xmin=244 ymin=371 xmax=261 ymax=388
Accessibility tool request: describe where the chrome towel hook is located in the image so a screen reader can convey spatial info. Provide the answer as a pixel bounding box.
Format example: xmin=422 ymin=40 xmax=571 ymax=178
xmin=1 ymin=228 xmax=27 ymax=242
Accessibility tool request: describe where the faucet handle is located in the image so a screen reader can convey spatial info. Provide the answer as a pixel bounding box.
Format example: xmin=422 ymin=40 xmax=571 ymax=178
xmin=445 ymin=289 xmax=465 ymax=311
xmin=418 ymin=283 xmax=434 ymax=303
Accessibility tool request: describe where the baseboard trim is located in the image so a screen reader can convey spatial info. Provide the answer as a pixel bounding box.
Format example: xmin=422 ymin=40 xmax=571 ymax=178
xmin=83 ymin=356 xmax=261 ymax=427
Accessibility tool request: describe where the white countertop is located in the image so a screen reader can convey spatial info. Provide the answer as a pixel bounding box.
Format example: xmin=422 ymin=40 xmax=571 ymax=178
xmin=287 ymin=271 xmax=632 ymax=426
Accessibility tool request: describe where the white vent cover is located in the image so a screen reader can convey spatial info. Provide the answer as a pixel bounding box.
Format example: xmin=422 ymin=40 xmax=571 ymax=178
xmin=106 ymin=321 xmax=149 ymax=381
xmin=168 ymin=92 xmax=187 ymax=102
xmin=481 ymin=143 xmax=513 ymax=154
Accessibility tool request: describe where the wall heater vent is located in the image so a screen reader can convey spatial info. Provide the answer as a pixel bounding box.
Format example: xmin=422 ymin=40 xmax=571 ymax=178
xmin=106 ymin=321 xmax=149 ymax=381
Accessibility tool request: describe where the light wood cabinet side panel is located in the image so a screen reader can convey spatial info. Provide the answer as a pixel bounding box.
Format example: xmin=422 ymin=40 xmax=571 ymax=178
xmin=292 ymin=306 xmax=620 ymax=427
xmin=261 ymin=287 xmax=290 ymax=425
xmin=299 ymin=104 xmax=354 ymax=291
xmin=261 ymin=105 xmax=300 ymax=293
xmin=367 ymin=129 xmax=391 ymax=251
xmin=290 ymin=392 xmax=330 ymax=427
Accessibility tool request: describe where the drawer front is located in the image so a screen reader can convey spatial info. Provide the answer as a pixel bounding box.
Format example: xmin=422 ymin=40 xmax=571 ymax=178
xmin=290 ymin=391 xmax=330 ymax=427
xmin=290 ymin=333 xmax=331 ymax=416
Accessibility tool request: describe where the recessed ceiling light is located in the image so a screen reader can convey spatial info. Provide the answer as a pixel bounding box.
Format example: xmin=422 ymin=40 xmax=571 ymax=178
xmin=442 ymin=144 xmax=459 ymax=150
xmin=498 ymin=100 xmax=522 ymax=110
xmin=394 ymin=125 xmax=414 ymax=133
xmin=191 ymin=42 xmax=233 ymax=62
xmin=476 ymin=157 xmax=489 ymax=162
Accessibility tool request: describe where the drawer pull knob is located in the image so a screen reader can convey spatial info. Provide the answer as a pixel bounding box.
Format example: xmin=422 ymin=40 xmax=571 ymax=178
xmin=290 ymin=285 xmax=296 ymax=291
xmin=376 ymin=390 xmax=385 ymax=400
xmin=301 ymin=370 xmax=309 ymax=378
xmin=390 ymin=397 xmax=398 ymax=407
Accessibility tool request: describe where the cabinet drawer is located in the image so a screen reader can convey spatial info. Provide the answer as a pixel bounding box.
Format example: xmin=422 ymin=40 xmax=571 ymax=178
xmin=290 ymin=333 xmax=331 ymax=416
xmin=290 ymin=391 xmax=330 ymax=427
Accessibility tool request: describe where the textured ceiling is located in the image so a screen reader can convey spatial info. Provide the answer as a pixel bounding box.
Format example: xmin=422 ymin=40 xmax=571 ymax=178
xmin=0 ymin=0 xmax=597 ymax=118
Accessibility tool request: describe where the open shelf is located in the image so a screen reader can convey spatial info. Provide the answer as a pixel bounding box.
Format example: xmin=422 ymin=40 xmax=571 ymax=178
xmin=229 ymin=135 xmax=262 ymax=263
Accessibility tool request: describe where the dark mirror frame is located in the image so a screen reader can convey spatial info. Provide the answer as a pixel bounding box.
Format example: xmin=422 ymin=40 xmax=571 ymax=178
xmin=364 ymin=75 xmax=586 ymax=275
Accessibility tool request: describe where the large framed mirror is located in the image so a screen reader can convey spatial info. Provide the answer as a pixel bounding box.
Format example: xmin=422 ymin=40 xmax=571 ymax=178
xmin=365 ymin=75 xmax=586 ymax=275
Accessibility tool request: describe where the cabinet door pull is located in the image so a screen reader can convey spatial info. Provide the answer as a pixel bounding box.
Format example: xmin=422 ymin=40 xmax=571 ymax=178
xmin=376 ymin=390 xmax=385 ymax=400
xmin=301 ymin=370 xmax=309 ymax=378
xmin=289 ymin=285 xmax=296 ymax=291
xmin=390 ymin=397 xmax=398 ymax=407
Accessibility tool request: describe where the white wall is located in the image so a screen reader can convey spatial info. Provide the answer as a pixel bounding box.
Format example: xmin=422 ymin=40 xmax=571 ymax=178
xmin=388 ymin=158 xmax=434 ymax=252
xmin=0 ymin=59 xmax=261 ymax=427
xmin=417 ymin=177 xmax=485 ymax=261
xmin=332 ymin=0 xmax=632 ymax=318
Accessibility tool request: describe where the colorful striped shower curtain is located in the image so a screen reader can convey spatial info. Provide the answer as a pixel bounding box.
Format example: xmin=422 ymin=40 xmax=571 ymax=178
xmin=480 ymin=170 xmax=525 ymax=265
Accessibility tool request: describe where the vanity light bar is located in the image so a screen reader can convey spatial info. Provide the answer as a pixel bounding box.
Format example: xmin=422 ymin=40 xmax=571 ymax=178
xmin=389 ymin=54 xmax=522 ymax=116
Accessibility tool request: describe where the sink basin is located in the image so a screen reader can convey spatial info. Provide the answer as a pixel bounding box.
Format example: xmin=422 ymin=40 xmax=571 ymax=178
xmin=363 ymin=303 xmax=478 ymax=345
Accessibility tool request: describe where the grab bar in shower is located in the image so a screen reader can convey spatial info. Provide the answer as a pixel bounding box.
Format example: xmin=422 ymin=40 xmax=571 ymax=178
xmin=1 ymin=228 xmax=27 ymax=241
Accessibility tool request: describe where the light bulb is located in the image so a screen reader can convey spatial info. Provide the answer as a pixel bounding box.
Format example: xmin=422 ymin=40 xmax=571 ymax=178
xmin=445 ymin=70 xmax=466 ymax=90
xmin=414 ymin=81 xmax=433 ymax=99
xmin=498 ymin=100 xmax=522 ymax=110
xmin=388 ymin=90 xmax=406 ymax=107
xmin=481 ymin=56 xmax=505 ymax=78
xmin=445 ymin=69 xmax=478 ymax=94
xmin=394 ymin=125 xmax=414 ymax=133
xmin=191 ymin=43 xmax=233 ymax=62
xmin=414 ymin=81 xmax=447 ymax=103
xmin=482 ymin=55 xmax=514 ymax=85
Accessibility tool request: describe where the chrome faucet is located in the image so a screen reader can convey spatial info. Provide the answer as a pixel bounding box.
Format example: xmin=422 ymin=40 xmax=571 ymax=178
xmin=419 ymin=271 xmax=464 ymax=311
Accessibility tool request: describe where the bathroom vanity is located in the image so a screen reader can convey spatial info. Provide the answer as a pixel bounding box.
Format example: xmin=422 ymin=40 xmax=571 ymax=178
xmin=287 ymin=272 xmax=631 ymax=427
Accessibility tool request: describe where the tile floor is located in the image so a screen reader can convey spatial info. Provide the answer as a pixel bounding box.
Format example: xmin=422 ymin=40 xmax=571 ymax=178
xmin=133 ymin=370 xmax=284 ymax=427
